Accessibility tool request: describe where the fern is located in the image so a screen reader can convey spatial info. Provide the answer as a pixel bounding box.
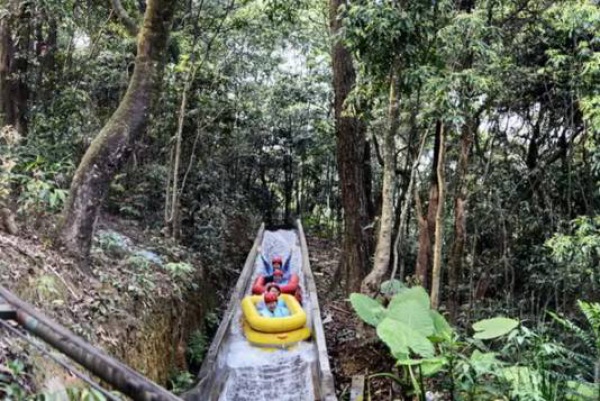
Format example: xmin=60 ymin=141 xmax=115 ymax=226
xmin=549 ymin=301 xmax=600 ymax=386
xmin=578 ymin=301 xmax=600 ymax=351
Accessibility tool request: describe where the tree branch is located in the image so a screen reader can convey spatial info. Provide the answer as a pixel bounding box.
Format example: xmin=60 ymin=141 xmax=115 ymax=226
xmin=110 ymin=0 xmax=139 ymax=37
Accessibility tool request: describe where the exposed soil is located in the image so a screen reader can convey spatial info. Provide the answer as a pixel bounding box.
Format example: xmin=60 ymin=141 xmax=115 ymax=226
xmin=0 ymin=212 xmax=256 ymax=397
xmin=308 ymin=235 xmax=402 ymax=401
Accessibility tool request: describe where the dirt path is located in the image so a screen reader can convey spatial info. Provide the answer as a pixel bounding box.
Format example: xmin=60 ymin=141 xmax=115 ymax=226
xmin=307 ymin=235 xmax=398 ymax=400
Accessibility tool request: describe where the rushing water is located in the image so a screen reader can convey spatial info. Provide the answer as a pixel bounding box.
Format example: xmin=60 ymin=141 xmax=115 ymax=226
xmin=217 ymin=230 xmax=317 ymax=401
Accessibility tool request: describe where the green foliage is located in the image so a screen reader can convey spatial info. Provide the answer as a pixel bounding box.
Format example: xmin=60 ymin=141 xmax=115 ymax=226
xmin=549 ymin=300 xmax=600 ymax=387
xmin=125 ymin=255 xmax=152 ymax=271
xmin=546 ymin=216 xmax=600 ymax=267
xmin=96 ymin=231 xmax=129 ymax=256
xmin=169 ymin=371 xmax=194 ymax=395
xmin=352 ymin=287 xmax=524 ymax=399
xmin=17 ymin=173 xmax=68 ymax=219
xmin=0 ymin=125 xmax=21 ymax=203
xmin=0 ymin=358 xmax=29 ymax=400
xmin=187 ymin=329 xmax=208 ymax=366
xmin=164 ymin=262 xmax=194 ymax=279
xmin=0 ymin=127 xmax=70 ymax=226
xmin=34 ymin=274 xmax=62 ymax=302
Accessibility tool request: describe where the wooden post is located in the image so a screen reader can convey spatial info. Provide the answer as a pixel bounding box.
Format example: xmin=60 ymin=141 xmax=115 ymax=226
xmin=350 ymin=375 xmax=365 ymax=401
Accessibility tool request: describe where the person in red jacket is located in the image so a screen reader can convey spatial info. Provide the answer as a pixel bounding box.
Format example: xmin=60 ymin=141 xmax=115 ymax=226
xmin=259 ymin=252 xmax=292 ymax=275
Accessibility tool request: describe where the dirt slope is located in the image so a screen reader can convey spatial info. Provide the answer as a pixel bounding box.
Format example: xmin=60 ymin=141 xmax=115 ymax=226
xmin=308 ymin=235 xmax=398 ymax=400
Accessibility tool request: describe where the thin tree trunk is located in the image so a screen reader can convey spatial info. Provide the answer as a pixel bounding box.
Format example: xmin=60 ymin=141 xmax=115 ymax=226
xmin=330 ymin=0 xmax=372 ymax=293
xmin=167 ymin=84 xmax=189 ymax=240
xmin=392 ymin=129 xmax=428 ymax=282
xmin=430 ymin=124 xmax=446 ymax=309
xmin=57 ymin=0 xmax=177 ymax=266
xmin=447 ymin=121 xmax=473 ymax=321
xmin=415 ymin=121 xmax=441 ymax=288
xmin=361 ymin=61 xmax=401 ymax=297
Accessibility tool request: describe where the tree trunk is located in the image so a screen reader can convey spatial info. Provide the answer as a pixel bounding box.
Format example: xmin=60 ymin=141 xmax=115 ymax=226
xmin=430 ymin=124 xmax=446 ymax=309
xmin=57 ymin=0 xmax=177 ymax=265
xmin=0 ymin=10 xmax=11 ymax=126
xmin=166 ymin=84 xmax=188 ymax=240
xmin=447 ymin=120 xmax=473 ymax=321
xmin=361 ymin=61 xmax=401 ymax=297
xmin=0 ymin=0 xmax=30 ymax=135
xmin=392 ymin=129 xmax=428 ymax=282
xmin=364 ymin=140 xmax=376 ymax=222
xmin=329 ymin=0 xmax=372 ymax=293
xmin=415 ymin=121 xmax=441 ymax=289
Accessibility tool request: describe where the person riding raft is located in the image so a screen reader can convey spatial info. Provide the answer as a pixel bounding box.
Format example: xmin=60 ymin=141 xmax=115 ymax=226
xmin=265 ymin=283 xmax=286 ymax=308
xmin=258 ymin=291 xmax=290 ymax=318
xmin=261 ymin=254 xmax=292 ymax=281
xmin=254 ymin=252 xmax=302 ymax=303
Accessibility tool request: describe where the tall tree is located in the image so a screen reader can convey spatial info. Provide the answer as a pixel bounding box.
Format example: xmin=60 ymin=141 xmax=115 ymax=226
xmin=447 ymin=120 xmax=474 ymax=318
xmin=0 ymin=0 xmax=30 ymax=134
xmin=446 ymin=0 xmax=476 ymax=320
xmin=57 ymin=0 xmax=178 ymax=265
xmin=361 ymin=60 xmax=400 ymax=296
xmin=329 ymin=0 xmax=372 ymax=293
xmin=430 ymin=123 xmax=446 ymax=309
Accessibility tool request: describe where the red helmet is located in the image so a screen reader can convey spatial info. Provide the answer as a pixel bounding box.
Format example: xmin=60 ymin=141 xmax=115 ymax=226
xmin=264 ymin=292 xmax=278 ymax=303
xmin=273 ymin=269 xmax=284 ymax=277
xmin=272 ymin=256 xmax=283 ymax=265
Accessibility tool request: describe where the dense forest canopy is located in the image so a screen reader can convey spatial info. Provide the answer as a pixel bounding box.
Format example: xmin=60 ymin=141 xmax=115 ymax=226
xmin=1 ymin=0 xmax=600 ymax=398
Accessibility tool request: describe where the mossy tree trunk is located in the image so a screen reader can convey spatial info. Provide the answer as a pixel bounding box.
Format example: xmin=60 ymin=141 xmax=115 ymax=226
xmin=57 ymin=0 xmax=177 ymax=265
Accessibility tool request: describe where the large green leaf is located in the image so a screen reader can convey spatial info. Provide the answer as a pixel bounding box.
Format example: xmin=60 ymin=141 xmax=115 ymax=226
xmin=430 ymin=310 xmax=453 ymax=340
xmin=396 ymin=356 xmax=447 ymax=376
xmin=380 ymin=279 xmax=404 ymax=296
xmin=377 ymin=318 xmax=435 ymax=358
xmin=349 ymin=293 xmax=385 ymax=327
xmin=389 ymin=286 xmax=430 ymax=309
xmin=468 ymin=350 xmax=503 ymax=376
xmin=472 ymin=317 xmax=519 ymax=339
xmin=386 ymin=299 xmax=435 ymax=337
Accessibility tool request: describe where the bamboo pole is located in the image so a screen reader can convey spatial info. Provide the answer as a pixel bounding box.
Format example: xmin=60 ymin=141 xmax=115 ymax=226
xmin=0 ymin=286 xmax=182 ymax=401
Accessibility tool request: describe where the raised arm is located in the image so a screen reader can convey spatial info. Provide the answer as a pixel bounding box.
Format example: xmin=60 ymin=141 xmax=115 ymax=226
xmin=260 ymin=253 xmax=272 ymax=275
xmin=283 ymin=250 xmax=293 ymax=274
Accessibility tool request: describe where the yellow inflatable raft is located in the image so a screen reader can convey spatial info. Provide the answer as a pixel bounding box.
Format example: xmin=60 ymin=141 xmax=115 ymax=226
xmin=241 ymin=294 xmax=311 ymax=346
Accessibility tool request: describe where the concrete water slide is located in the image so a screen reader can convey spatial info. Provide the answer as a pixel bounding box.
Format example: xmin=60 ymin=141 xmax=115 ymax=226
xmin=183 ymin=221 xmax=336 ymax=401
